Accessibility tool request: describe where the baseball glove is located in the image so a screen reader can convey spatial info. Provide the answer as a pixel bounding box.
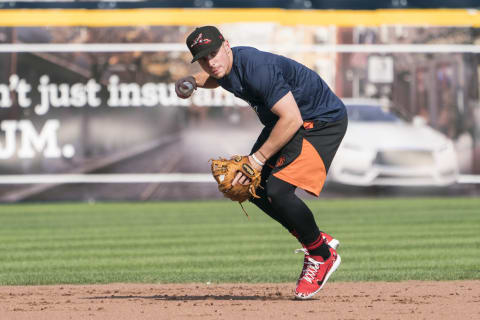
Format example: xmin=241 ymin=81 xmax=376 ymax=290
xmin=210 ymin=155 xmax=262 ymax=216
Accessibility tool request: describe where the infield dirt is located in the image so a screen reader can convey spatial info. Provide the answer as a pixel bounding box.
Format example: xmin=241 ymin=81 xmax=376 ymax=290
xmin=1 ymin=281 xmax=479 ymax=319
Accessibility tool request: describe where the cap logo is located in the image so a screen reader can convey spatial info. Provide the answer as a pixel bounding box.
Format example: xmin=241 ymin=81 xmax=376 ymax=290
xmin=190 ymin=33 xmax=212 ymax=48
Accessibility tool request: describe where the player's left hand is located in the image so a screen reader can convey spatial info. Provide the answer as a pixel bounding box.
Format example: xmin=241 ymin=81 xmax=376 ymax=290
xmin=232 ymin=155 xmax=262 ymax=186
xmin=210 ymin=155 xmax=262 ymax=203
xmin=232 ymin=171 xmax=251 ymax=186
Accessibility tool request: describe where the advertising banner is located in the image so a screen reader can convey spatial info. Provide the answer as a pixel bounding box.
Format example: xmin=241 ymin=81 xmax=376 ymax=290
xmin=0 ymin=9 xmax=479 ymax=201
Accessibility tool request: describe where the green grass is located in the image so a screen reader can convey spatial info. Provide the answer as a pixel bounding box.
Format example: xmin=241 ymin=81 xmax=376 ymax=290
xmin=0 ymin=197 xmax=479 ymax=285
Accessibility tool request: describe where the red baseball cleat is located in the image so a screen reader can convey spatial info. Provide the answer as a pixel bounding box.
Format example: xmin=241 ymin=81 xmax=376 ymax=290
xmin=294 ymin=246 xmax=341 ymax=300
xmin=294 ymin=233 xmax=340 ymax=285
xmin=321 ymin=232 xmax=340 ymax=250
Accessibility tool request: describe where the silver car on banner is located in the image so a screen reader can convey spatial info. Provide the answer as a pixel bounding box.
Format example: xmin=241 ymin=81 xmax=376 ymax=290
xmin=329 ymin=99 xmax=459 ymax=187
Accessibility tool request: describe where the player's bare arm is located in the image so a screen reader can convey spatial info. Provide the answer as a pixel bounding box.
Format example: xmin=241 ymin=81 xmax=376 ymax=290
xmin=233 ymin=92 xmax=303 ymax=186
xmin=193 ymin=72 xmax=219 ymax=88
xmin=254 ymin=91 xmax=303 ymax=163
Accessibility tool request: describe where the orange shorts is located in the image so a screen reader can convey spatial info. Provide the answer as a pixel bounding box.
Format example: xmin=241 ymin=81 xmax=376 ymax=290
xmin=252 ymin=116 xmax=347 ymax=196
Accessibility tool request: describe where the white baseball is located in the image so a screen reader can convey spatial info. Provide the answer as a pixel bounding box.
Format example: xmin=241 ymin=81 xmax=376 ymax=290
xmin=179 ymin=81 xmax=194 ymax=95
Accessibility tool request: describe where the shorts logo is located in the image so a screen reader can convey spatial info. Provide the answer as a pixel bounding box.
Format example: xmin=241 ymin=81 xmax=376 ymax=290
xmin=190 ymin=33 xmax=212 ymax=48
xmin=276 ymin=156 xmax=286 ymax=167
xmin=303 ymin=121 xmax=314 ymax=129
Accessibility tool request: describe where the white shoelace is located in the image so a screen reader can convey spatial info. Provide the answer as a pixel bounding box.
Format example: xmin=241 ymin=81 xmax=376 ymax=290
xmin=294 ymin=248 xmax=309 ymax=284
xmin=301 ymin=257 xmax=324 ymax=284
xmin=294 ymin=248 xmax=308 ymax=255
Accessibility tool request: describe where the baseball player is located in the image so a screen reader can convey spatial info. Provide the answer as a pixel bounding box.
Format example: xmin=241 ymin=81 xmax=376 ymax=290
xmin=175 ymin=26 xmax=347 ymax=299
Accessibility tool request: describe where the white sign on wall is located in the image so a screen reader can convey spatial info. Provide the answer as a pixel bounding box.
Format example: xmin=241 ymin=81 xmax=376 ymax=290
xmin=368 ymin=55 xmax=394 ymax=83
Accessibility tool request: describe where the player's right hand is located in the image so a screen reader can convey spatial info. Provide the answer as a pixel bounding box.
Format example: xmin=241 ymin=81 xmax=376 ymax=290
xmin=175 ymin=76 xmax=197 ymax=98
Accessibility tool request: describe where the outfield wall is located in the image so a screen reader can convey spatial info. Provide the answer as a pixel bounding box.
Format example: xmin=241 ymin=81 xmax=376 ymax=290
xmin=0 ymin=8 xmax=479 ymax=201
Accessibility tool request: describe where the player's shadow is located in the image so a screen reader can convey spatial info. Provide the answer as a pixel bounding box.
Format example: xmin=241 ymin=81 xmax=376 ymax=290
xmin=86 ymin=294 xmax=290 ymax=301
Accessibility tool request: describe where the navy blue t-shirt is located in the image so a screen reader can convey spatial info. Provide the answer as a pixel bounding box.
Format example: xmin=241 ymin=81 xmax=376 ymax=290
xmin=217 ymin=46 xmax=346 ymax=128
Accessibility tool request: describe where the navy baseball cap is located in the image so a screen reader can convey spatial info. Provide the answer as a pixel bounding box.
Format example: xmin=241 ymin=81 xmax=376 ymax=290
xmin=186 ymin=26 xmax=225 ymax=63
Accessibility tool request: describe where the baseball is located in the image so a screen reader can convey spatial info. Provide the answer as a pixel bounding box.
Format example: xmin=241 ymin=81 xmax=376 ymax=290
xmin=179 ymin=81 xmax=194 ymax=95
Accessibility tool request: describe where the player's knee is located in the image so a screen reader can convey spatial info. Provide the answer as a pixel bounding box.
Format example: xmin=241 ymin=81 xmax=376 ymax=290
xmin=266 ymin=180 xmax=292 ymax=206
xmin=266 ymin=186 xmax=280 ymax=204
